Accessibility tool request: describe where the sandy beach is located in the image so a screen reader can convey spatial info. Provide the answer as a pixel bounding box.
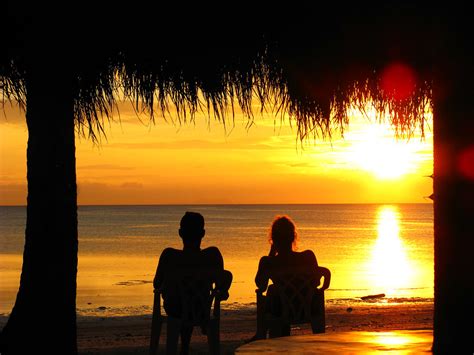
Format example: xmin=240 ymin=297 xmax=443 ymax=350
xmin=74 ymin=301 xmax=433 ymax=354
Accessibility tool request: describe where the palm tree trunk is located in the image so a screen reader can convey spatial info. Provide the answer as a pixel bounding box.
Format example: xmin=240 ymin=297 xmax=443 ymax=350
xmin=0 ymin=71 xmax=78 ymax=354
xmin=432 ymin=56 xmax=474 ymax=353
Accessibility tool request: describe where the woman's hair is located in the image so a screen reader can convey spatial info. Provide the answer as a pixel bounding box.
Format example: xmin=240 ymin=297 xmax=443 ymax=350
xmin=269 ymin=215 xmax=298 ymax=251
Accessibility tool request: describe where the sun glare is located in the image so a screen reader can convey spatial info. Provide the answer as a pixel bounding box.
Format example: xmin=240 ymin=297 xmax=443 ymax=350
xmin=346 ymin=123 xmax=416 ymax=180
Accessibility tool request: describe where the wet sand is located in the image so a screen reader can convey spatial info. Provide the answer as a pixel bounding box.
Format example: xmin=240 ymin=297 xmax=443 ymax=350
xmin=76 ymin=302 xmax=433 ymax=354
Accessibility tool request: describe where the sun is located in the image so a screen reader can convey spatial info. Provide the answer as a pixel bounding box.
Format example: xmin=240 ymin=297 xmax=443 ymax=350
xmin=345 ymin=121 xmax=418 ymax=180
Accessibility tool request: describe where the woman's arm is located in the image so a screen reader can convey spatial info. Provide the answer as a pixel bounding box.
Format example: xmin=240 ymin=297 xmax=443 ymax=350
xmin=302 ymin=250 xmax=330 ymax=289
xmin=255 ymin=256 xmax=271 ymax=292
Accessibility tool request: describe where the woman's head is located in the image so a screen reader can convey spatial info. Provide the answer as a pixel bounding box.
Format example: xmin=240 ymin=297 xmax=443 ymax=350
xmin=269 ymin=215 xmax=298 ymax=252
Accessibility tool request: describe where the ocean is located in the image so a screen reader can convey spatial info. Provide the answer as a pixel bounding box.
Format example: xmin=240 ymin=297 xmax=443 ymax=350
xmin=0 ymin=204 xmax=434 ymax=317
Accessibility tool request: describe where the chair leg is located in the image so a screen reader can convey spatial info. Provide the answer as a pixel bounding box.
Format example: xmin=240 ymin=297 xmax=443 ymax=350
xmin=179 ymin=325 xmax=193 ymax=355
xmin=255 ymin=293 xmax=267 ymax=339
xmin=269 ymin=321 xmax=291 ymax=338
xmin=310 ymin=304 xmax=325 ymax=333
xmin=166 ymin=317 xmax=181 ymax=355
xmin=149 ymin=313 xmax=162 ymax=355
xmin=268 ymin=320 xmax=283 ymax=339
xmin=311 ymin=291 xmax=326 ymax=334
xmin=207 ymin=319 xmax=220 ymax=355
xmin=311 ymin=313 xmax=325 ymax=333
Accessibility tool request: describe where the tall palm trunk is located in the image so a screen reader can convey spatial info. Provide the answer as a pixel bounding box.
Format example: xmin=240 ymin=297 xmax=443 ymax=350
xmin=0 ymin=70 xmax=78 ymax=354
xmin=432 ymin=52 xmax=474 ymax=352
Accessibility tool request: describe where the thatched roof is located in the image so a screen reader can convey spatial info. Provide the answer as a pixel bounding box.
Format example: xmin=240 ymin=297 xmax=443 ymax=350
xmin=2 ymin=2 xmax=459 ymax=141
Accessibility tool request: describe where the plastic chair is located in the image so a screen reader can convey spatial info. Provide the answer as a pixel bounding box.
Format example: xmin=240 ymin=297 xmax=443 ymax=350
xmin=255 ymin=266 xmax=331 ymax=339
xmin=149 ymin=269 xmax=231 ymax=355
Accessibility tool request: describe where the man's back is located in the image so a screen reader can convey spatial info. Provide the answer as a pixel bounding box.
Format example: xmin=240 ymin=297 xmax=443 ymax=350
xmin=154 ymin=246 xmax=224 ymax=290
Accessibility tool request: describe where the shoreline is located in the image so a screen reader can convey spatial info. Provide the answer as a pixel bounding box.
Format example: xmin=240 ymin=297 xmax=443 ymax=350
xmin=73 ymin=301 xmax=433 ymax=354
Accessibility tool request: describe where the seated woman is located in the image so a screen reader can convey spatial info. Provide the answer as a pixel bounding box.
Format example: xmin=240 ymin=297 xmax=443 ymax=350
xmin=252 ymin=215 xmax=330 ymax=340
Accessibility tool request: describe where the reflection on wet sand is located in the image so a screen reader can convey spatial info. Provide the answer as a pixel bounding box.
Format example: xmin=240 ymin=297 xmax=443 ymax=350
xmin=236 ymin=330 xmax=433 ymax=353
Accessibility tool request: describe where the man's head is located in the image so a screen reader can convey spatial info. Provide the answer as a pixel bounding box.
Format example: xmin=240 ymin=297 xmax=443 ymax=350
xmin=179 ymin=212 xmax=205 ymax=246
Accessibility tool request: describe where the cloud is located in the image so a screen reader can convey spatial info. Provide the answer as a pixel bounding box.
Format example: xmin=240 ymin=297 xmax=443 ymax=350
xmin=106 ymin=138 xmax=279 ymax=151
xmin=286 ymin=162 xmax=315 ymax=168
xmin=120 ymin=182 xmax=143 ymax=189
xmin=77 ymin=164 xmax=134 ymax=171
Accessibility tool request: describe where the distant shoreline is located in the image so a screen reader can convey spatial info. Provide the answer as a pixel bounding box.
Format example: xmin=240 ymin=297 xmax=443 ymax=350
xmin=0 ymin=297 xmax=434 ymax=321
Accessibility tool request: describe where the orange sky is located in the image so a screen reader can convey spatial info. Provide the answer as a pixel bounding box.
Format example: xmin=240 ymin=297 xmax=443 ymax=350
xmin=0 ymin=100 xmax=433 ymax=205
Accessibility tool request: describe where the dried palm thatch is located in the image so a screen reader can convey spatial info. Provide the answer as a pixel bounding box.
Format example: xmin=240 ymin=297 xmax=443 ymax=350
xmin=1 ymin=2 xmax=435 ymax=142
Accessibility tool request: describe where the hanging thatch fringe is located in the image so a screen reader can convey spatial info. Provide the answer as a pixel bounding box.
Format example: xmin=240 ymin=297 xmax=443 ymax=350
xmin=1 ymin=3 xmax=433 ymax=142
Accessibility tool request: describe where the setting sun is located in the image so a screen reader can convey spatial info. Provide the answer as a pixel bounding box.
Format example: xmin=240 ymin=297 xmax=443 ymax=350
xmin=348 ymin=124 xmax=413 ymax=179
xmin=326 ymin=104 xmax=434 ymax=182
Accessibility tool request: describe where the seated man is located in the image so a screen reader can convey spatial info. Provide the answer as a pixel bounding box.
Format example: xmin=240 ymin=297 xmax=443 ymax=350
xmin=153 ymin=212 xmax=232 ymax=350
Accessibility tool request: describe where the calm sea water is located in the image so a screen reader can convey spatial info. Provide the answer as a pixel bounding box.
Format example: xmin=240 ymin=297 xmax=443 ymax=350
xmin=0 ymin=204 xmax=433 ymax=316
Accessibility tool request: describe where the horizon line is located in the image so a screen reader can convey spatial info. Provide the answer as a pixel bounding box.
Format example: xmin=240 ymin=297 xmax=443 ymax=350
xmin=0 ymin=202 xmax=433 ymax=207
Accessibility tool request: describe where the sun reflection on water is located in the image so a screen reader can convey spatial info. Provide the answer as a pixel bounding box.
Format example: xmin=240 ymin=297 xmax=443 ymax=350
xmin=368 ymin=206 xmax=413 ymax=295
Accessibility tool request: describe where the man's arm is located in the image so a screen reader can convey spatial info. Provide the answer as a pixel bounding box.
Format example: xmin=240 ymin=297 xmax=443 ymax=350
xmin=216 ymin=270 xmax=232 ymax=301
xmin=153 ymin=248 xmax=174 ymax=290
xmin=205 ymin=247 xmax=231 ymax=299
xmin=206 ymin=246 xmax=224 ymax=269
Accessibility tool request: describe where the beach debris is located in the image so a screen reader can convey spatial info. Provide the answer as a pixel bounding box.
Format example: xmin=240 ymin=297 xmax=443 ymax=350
xmin=97 ymin=306 xmax=107 ymax=311
xmin=114 ymin=280 xmax=152 ymax=287
xmin=347 ymin=307 xmax=353 ymax=313
xmin=360 ymin=293 xmax=386 ymax=300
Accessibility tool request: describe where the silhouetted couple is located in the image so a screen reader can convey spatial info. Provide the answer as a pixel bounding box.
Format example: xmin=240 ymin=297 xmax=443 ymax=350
xmin=154 ymin=212 xmax=330 ymax=350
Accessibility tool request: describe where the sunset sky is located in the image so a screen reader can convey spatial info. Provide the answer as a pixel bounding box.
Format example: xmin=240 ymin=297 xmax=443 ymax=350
xmin=0 ymin=100 xmax=433 ymax=205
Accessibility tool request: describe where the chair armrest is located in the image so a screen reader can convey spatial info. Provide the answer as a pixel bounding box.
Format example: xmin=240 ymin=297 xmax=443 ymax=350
xmin=211 ymin=291 xmax=222 ymax=319
xmin=318 ymin=267 xmax=331 ymax=290
xmin=152 ymin=288 xmax=163 ymax=316
xmin=212 ymin=288 xmax=229 ymax=302
xmin=150 ymin=288 xmax=163 ymax=354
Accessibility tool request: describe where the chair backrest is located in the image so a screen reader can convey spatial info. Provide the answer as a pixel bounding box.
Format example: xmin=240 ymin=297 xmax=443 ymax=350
xmin=269 ymin=269 xmax=321 ymax=324
xmin=163 ymin=269 xmax=222 ymax=325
